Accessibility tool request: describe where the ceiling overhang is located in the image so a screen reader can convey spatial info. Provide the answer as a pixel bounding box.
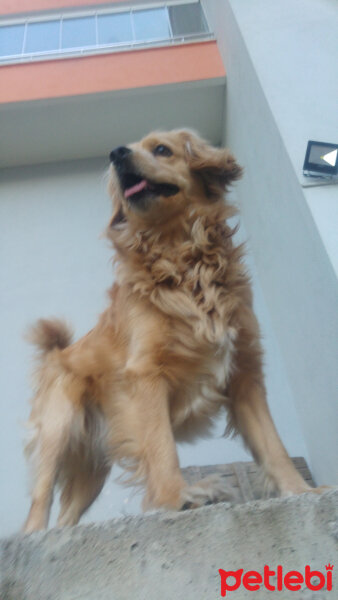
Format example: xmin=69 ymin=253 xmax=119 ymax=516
xmin=0 ymin=79 xmax=225 ymax=168
xmin=0 ymin=42 xmax=226 ymax=168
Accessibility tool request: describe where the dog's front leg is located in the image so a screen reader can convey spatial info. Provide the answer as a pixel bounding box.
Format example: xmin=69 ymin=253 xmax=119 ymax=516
xmin=226 ymin=308 xmax=326 ymax=496
xmin=119 ymin=374 xmax=186 ymax=510
xmin=115 ymin=373 xmax=234 ymax=511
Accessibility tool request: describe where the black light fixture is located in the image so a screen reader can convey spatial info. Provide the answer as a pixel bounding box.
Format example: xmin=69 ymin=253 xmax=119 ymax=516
xmin=303 ymin=140 xmax=338 ymax=179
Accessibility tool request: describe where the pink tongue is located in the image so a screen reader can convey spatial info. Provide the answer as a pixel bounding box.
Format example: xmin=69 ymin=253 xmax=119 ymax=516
xmin=124 ymin=179 xmax=147 ymax=199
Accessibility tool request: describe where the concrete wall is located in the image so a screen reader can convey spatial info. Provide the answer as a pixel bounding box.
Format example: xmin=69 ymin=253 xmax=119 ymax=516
xmin=202 ymin=0 xmax=338 ymax=485
xmin=0 ymin=158 xmax=309 ymax=537
xmin=1 ymin=490 xmax=337 ymax=600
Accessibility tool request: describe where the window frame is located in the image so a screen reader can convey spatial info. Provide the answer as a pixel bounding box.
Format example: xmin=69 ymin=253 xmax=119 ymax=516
xmin=0 ymin=0 xmax=213 ymax=65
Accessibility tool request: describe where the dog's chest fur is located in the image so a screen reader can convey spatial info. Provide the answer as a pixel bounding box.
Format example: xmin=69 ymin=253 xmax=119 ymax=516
xmin=167 ymin=324 xmax=238 ymax=437
xmin=126 ymin=247 xmax=240 ymax=393
xmin=124 ymin=218 xmax=242 ymax=342
xmin=115 ymin=213 xmax=245 ymax=408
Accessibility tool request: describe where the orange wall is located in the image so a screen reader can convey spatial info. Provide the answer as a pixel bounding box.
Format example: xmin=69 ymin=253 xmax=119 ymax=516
xmin=1 ymin=0 xmax=125 ymax=15
xmin=0 ymin=42 xmax=225 ymax=104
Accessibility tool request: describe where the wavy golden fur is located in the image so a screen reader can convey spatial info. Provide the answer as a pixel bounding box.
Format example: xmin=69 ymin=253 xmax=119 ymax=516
xmin=23 ymin=129 xmax=322 ymax=533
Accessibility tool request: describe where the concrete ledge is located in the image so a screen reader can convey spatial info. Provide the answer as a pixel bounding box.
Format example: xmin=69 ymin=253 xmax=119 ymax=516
xmin=1 ymin=489 xmax=337 ymax=600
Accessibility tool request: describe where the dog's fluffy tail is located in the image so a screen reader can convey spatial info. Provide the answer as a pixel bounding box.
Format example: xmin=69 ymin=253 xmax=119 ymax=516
xmin=26 ymin=318 xmax=73 ymax=354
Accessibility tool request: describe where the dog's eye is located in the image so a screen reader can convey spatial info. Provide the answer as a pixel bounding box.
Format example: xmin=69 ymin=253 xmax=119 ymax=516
xmin=153 ymin=144 xmax=173 ymax=158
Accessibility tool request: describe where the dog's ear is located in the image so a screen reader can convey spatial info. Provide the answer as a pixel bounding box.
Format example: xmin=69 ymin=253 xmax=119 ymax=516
xmin=181 ymin=130 xmax=243 ymax=198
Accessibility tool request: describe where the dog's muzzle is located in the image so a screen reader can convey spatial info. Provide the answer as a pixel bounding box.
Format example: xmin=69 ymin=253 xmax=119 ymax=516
xmin=109 ymin=146 xmax=180 ymax=204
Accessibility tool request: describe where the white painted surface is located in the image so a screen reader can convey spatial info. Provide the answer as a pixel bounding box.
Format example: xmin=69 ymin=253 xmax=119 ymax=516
xmin=203 ymin=0 xmax=338 ymax=277
xmin=305 ymin=183 xmax=338 ymax=276
xmin=0 ymin=160 xmax=308 ymax=536
xmin=224 ymin=0 xmax=338 ymax=278
xmin=203 ymin=0 xmax=338 ymax=485
xmin=228 ymin=0 xmax=338 ymax=181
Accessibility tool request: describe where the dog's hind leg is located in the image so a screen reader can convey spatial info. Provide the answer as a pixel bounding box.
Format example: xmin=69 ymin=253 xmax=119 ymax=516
xmin=23 ymin=383 xmax=77 ymax=533
xmin=57 ymin=403 xmax=111 ymax=527
xmin=57 ymin=465 xmax=110 ymax=527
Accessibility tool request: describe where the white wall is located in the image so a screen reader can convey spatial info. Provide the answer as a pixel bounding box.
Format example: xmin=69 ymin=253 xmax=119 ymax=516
xmin=224 ymin=0 xmax=338 ymax=277
xmin=203 ymin=0 xmax=338 ymax=485
xmin=0 ymin=158 xmax=309 ymax=537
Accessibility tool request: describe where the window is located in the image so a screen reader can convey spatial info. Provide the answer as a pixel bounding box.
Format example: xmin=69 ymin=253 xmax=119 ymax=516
xmin=0 ymin=24 xmax=25 ymax=57
xmin=62 ymin=17 xmax=96 ymax=50
xmin=25 ymin=21 xmax=60 ymax=54
xmin=98 ymin=13 xmax=133 ymax=46
xmin=132 ymin=8 xmax=170 ymax=42
xmin=169 ymin=3 xmax=208 ymax=36
xmin=0 ymin=1 xmax=213 ymax=64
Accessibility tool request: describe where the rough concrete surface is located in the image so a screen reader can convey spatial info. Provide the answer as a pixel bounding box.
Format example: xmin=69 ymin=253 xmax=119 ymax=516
xmin=1 ymin=489 xmax=337 ymax=600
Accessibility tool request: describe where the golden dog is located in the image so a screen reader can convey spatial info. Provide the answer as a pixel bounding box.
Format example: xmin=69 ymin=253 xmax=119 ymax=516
xmin=23 ymin=130 xmax=320 ymax=533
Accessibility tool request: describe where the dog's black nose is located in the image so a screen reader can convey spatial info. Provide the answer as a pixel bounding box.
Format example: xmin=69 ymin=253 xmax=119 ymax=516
xmin=110 ymin=146 xmax=131 ymax=165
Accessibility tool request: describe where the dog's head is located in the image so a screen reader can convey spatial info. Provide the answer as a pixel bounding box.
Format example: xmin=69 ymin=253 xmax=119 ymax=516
xmin=108 ymin=129 xmax=242 ymax=230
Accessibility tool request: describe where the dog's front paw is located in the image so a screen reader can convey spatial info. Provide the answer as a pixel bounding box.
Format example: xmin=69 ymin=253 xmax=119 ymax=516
xmin=281 ymin=483 xmax=333 ymax=497
xmin=180 ymin=475 xmax=237 ymax=510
